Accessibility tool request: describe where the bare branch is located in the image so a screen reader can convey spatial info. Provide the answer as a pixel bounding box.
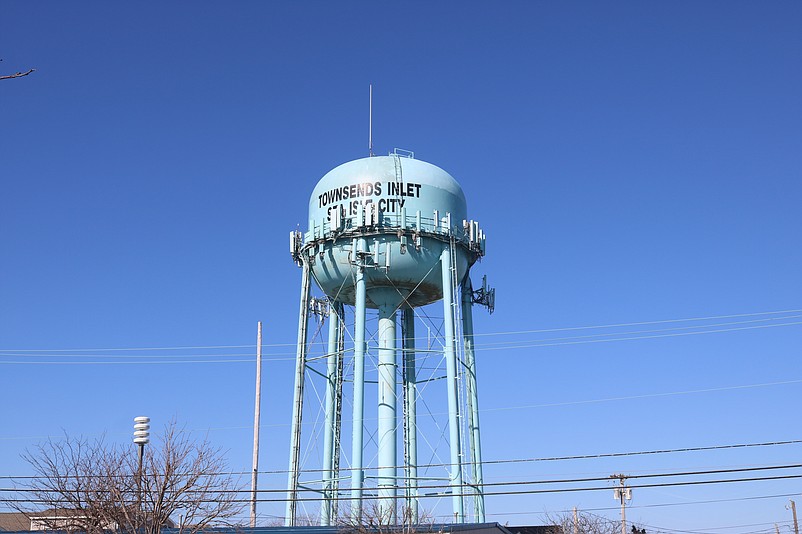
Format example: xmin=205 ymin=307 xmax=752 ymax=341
xmin=337 ymin=501 xmax=436 ymax=534
xmin=542 ymin=510 xmax=616 ymax=534
xmin=0 ymin=68 xmax=35 ymax=80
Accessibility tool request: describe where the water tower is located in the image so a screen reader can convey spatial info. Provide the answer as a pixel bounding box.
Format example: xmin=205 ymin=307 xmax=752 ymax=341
xmin=287 ymin=150 xmax=494 ymax=526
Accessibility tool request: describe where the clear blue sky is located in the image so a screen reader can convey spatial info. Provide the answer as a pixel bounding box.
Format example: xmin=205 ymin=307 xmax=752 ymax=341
xmin=2 ymin=2 xmax=801 ymax=532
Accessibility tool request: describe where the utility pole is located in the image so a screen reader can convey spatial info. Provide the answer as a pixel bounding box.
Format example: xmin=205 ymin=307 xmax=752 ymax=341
xmin=789 ymin=499 xmax=799 ymax=534
xmin=250 ymin=321 xmax=263 ymax=528
xmin=612 ymin=474 xmax=631 ymax=534
xmin=573 ymin=506 xmax=579 ymax=534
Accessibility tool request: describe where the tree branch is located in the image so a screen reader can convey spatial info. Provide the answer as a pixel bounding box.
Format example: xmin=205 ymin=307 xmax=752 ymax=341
xmin=0 ymin=68 xmax=35 ymax=80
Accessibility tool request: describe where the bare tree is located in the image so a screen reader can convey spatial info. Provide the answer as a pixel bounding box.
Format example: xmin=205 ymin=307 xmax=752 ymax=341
xmin=542 ymin=509 xmax=618 ymax=534
xmin=338 ymin=501 xmax=436 ymax=534
xmin=9 ymin=421 xmax=244 ymax=534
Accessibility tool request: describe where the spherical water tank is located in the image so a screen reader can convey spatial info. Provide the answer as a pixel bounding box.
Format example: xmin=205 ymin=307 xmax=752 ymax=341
xmin=303 ymin=155 xmax=482 ymax=309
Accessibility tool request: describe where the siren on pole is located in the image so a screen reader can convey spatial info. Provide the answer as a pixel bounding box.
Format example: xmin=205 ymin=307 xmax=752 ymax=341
xmin=133 ymin=416 xmax=150 ymax=445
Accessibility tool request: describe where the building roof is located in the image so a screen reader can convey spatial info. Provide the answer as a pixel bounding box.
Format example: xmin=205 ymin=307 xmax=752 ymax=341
xmin=0 ymin=520 xmax=557 ymax=534
xmin=506 ymin=526 xmax=563 ymax=534
xmin=0 ymin=513 xmax=29 ymax=532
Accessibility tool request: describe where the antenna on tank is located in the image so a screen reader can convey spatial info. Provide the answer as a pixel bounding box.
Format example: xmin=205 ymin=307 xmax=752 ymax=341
xmin=369 ymin=84 xmax=374 ymax=157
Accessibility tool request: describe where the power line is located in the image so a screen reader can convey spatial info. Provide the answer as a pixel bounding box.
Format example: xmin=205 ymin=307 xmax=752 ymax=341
xmin=1 ymin=438 xmax=799 ymax=478
xmin=4 ymin=472 xmax=802 ymax=504
xmin=470 ymin=314 xmax=802 ymax=348
xmin=470 ymin=309 xmax=802 ymax=338
xmin=2 ymin=308 xmax=799 ymax=354
xmin=5 ymin=313 xmax=798 ymax=357
xmin=473 ymin=321 xmax=802 ymax=352
xmin=636 ymin=520 xmax=794 ymax=534
xmin=2 ymin=318 xmax=799 ymax=365
xmin=0 ymin=360 xmax=261 ymax=366
xmin=490 ymin=492 xmax=801 ymax=515
xmin=0 ymin=378 xmax=798 ymax=444
xmin=0 ymin=352 xmax=258 ymax=359
xmin=480 ymin=379 xmax=802 ymax=413
xmin=4 ymin=460 xmax=800 ymax=490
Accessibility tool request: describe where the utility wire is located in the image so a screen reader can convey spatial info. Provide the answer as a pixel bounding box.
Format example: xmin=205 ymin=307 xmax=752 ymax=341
xmin=3 ymin=460 xmax=800 ymax=490
xmin=467 ymin=314 xmax=802 ymax=348
xmin=2 ymin=308 xmax=798 ymax=354
xmin=1 ymin=438 xmax=799 ymax=478
xmin=2 ymin=319 xmax=800 ymax=365
xmin=4 ymin=472 xmax=802 ymax=504
xmin=483 ymin=491 xmax=800 ymax=517
xmin=0 ymin=379 xmax=798 ymax=444
xmin=479 ymin=379 xmax=802 ymax=413
xmin=634 ymin=520 xmax=793 ymax=534
xmin=470 ymin=308 xmax=802 ymax=337
xmin=5 ymin=313 xmax=799 ymax=360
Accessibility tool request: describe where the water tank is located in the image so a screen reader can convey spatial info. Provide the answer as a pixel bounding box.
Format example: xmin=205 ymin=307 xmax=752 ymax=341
xmin=300 ymin=154 xmax=484 ymax=309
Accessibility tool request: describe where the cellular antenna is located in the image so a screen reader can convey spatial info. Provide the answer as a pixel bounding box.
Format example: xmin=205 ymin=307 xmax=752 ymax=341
xmin=369 ymin=84 xmax=374 ymax=157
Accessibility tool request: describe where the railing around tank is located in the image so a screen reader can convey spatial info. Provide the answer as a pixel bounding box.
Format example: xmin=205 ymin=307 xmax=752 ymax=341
xmin=298 ymin=207 xmax=486 ymax=260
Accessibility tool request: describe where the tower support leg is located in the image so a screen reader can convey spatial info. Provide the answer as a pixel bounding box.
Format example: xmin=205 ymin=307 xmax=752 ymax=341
xmin=350 ymin=238 xmax=367 ymax=522
xmin=402 ymin=308 xmax=418 ymax=524
xmin=321 ymin=301 xmax=343 ymax=526
xmin=461 ymin=277 xmax=485 ymax=522
xmin=286 ymin=259 xmax=311 ymax=525
xmin=440 ymin=244 xmax=464 ymax=522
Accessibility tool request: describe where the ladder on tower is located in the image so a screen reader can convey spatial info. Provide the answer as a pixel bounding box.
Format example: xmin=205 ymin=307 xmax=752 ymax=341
xmin=448 ymin=232 xmax=467 ymax=506
xmin=331 ymin=311 xmax=344 ymax=520
xmin=392 ymin=154 xmax=403 ymax=227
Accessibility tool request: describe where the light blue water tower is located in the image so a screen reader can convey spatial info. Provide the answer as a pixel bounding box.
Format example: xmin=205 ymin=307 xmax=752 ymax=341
xmin=287 ymin=150 xmax=494 ymax=526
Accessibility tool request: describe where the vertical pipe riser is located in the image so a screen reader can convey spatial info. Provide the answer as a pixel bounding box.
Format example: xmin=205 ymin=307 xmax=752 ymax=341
xmin=350 ymin=238 xmax=367 ymax=522
xmin=402 ymin=309 xmax=419 ymax=523
xmin=377 ymin=309 xmax=397 ymax=522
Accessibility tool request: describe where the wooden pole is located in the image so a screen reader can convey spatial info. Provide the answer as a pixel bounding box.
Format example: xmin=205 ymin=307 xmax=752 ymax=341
xmin=250 ymin=322 xmax=263 ymax=527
